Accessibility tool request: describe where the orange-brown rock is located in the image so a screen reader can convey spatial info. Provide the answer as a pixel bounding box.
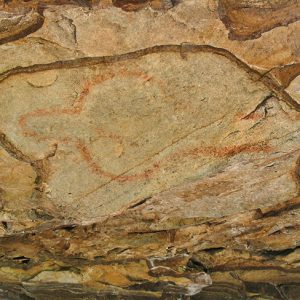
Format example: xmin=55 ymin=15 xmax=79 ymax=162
xmin=0 ymin=1 xmax=299 ymax=299
xmin=218 ymin=0 xmax=300 ymax=40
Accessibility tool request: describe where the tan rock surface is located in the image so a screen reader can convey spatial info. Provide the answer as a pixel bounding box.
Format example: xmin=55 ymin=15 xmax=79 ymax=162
xmin=0 ymin=1 xmax=299 ymax=299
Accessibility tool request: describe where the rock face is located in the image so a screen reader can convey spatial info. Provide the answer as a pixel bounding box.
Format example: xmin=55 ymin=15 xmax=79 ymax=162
xmin=0 ymin=1 xmax=299 ymax=299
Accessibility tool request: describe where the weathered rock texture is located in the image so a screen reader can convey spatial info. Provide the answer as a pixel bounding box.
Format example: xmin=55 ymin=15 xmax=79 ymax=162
xmin=0 ymin=0 xmax=299 ymax=299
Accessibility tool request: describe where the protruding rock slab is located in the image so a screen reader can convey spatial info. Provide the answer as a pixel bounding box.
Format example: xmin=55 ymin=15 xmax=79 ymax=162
xmin=1 ymin=46 xmax=299 ymax=221
xmin=218 ymin=0 xmax=300 ymax=40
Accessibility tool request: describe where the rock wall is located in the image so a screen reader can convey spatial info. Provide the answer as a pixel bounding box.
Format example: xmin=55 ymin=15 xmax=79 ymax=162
xmin=0 ymin=1 xmax=299 ymax=299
